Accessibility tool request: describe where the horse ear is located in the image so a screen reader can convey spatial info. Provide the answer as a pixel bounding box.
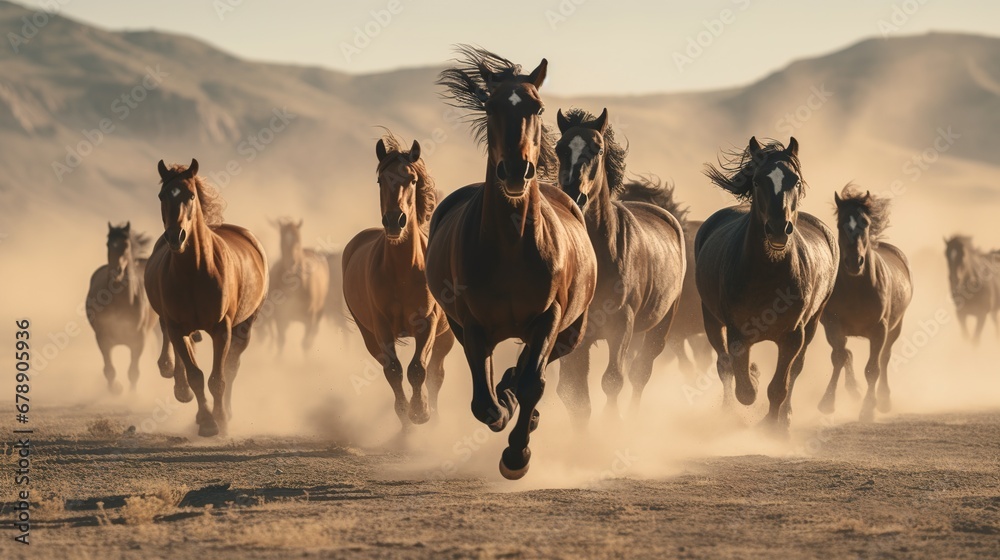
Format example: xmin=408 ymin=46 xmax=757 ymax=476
xmin=833 ymin=191 xmax=842 ymax=205
xmin=108 ymin=221 xmax=113 ymax=231
xmin=556 ymin=109 xmax=570 ymax=133
xmin=157 ymin=160 xmax=169 ymax=180
xmin=527 ymin=58 xmax=548 ymax=89
xmin=409 ymin=140 xmax=421 ymax=162
xmin=786 ymin=137 xmax=799 ymax=157
xmin=479 ymin=66 xmax=496 ymax=91
xmin=748 ymin=136 xmax=762 ymax=156
xmin=124 ymin=221 xmax=130 ymax=232
xmin=188 ymin=158 xmax=199 ymax=177
xmin=556 ymin=110 xmax=570 ymax=133
xmin=593 ymin=108 xmax=609 ymax=134
xmin=864 ymin=190 xmax=872 ymax=200
xmin=376 ymin=139 xmax=388 ymax=162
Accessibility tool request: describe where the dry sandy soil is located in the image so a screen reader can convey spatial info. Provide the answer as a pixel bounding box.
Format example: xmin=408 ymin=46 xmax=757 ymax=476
xmin=2 ymin=403 xmax=998 ymax=559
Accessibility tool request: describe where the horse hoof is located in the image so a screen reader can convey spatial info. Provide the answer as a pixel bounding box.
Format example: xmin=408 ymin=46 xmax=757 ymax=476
xmin=109 ymin=381 xmax=124 ymax=396
xmin=735 ymin=381 xmax=757 ymax=406
xmin=817 ymin=396 xmax=835 ymax=415
xmin=158 ymin=363 xmax=175 ymax=379
xmin=174 ymin=386 xmax=194 ymax=403
xmin=499 ymin=448 xmax=530 ymax=480
xmin=198 ymin=422 xmax=219 ymax=437
xmin=408 ymin=406 xmax=431 ymax=425
xmin=528 ymin=409 xmax=540 ymax=433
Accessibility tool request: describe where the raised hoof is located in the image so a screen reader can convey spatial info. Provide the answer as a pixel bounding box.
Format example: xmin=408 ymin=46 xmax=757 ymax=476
xmin=408 ymin=403 xmax=431 ymax=425
xmin=817 ymin=395 xmax=836 ymax=415
xmin=158 ymin=362 xmax=175 ymax=379
xmin=174 ymin=385 xmax=194 ymax=403
xmin=108 ymin=380 xmax=124 ymax=396
xmin=499 ymin=448 xmax=530 ymax=480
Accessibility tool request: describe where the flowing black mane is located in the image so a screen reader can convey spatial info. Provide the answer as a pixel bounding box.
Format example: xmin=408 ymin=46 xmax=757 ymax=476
xmin=836 ymin=183 xmax=891 ymax=243
xmin=437 ymin=44 xmax=558 ymax=180
xmin=561 ymin=108 xmax=628 ymax=194
xmin=617 ymin=175 xmax=688 ymax=227
xmin=704 ymin=139 xmax=805 ymax=202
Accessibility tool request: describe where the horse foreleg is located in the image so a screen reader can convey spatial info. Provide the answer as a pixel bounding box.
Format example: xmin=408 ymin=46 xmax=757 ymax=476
xmin=461 ymin=324 xmax=507 ymax=432
xmin=207 ymin=318 xmax=232 ymax=434
xmin=859 ymin=323 xmax=888 ymax=423
xmin=876 ymin=324 xmax=901 ymax=414
xmin=127 ymin=334 xmax=145 ymax=393
xmin=499 ymin=306 xmax=562 ymax=480
xmin=156 ymin=317 xmax=175 ymax=379
xmin=629 ymin=314 xmax=672 ymax=416
xmin=820 ymin=322 xmax=847 ymax=414
xmin=427 ymin=327 xmax=454 ymax=419
xmin=172 ymin=338 xmax=194 ymax=403
xmin=667 ymin=335 xmax=695 ymax=381
xmin=97 ymin=337 xmax=122 ymax=395
xmin=601 ymin=312 xmax=634 ymax=420
xmin=167 ymin=326 xmax=214 ymax=436
xmin=780 ymin=315 xmax=820 ymax=422
xmin=364 ymin=323 xmax=408 ymax=430
xmin=762 ymin=328 xmax=805 ymax=436
xmin=406 ymin=319 xmax=435 ymax=425
xmin=691 ymin=335 xmax=715 ymax=376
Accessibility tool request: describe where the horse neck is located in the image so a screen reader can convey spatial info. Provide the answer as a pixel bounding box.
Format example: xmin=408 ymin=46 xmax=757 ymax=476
xmin=175 ymin=207 xmax=216 ymax=272
xmin=584 ymin=172 xmax=619 ymax=241
xmin=382 ymin=219 xmax=426 ymax=269
xmin=282 ymin=242 xmax=305 ymax=268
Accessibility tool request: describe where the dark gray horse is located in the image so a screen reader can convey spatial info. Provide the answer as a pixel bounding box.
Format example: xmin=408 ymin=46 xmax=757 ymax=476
xmin=553 ymin=108 xmax=686 ymax=425
xmin=696 ymin=137 xmax=838 ymax=434
xmin=86 ymin=222 xmax=157 ymax=393
xmin=819 ymin=186 xmax=912 ymax=421
xmin=945 ymin=235 xmax=1000 ymax=344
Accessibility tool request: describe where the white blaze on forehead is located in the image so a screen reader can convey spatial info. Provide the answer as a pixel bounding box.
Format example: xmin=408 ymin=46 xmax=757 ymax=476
xmin=568 ymin=136 xmax=587 ymax=168
xmin=767 ymin=168 xmax=785 ymax=195
xmin=171 ymin=187 xmax=181 ymax=198
xmin=508 ymin=92 xmax=521 ymax=106
xmin=848 ymin=216 xmax=857 ymax=231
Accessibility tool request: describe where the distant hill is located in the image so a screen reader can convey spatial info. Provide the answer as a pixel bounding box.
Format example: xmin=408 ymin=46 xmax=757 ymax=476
xmin=1 ymin=0 xmax=998 ymax=250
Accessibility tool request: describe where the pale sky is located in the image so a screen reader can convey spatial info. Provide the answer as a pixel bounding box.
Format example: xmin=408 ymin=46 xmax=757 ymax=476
xmin=27 ymin=0 xmax=1000 ymax=95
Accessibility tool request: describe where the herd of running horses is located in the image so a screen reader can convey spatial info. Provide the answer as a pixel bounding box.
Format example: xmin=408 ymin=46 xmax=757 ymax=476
xmin=85 ymin=48 xmax=1000 ymax=479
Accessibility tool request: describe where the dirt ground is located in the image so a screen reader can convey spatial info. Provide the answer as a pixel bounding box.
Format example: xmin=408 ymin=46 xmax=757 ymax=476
xmin=2 ymin=403 xmax=998 ymax=559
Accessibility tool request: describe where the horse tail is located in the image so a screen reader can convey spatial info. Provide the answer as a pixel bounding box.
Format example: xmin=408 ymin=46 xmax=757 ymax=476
xmin=618 ymin=175 xmax=689 ymax=227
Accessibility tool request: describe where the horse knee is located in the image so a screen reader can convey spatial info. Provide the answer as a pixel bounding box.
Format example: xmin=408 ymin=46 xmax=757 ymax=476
xmin=207 ymin=375 xmax=225 ymax=397
xmin=407 ymin=362 xmax=427 ymax=386
xmin=601 ymin=368 xmax=624 ymax=397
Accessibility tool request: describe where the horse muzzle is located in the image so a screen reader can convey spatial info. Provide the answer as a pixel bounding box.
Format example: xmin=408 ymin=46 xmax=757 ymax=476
xmin=496 ymin=160 xmax=535 ymax=198
xmin=382 ymin=212 xmax=407 ymax=241
xmin=844 ymin=255 xmax=865 ymax=276
xmin=165 ymin=228 xmax=187 ymax=252
xmin=764 ymin=220 xmax=793 ymax=251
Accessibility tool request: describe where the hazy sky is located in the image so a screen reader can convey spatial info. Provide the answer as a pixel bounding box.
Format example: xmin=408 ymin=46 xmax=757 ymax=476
xmin=30 ymin=0 xmax=1000 ymax=95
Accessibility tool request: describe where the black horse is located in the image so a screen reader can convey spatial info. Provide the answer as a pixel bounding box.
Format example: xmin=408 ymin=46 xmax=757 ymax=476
xmin=696 ymin=137 xmax=838 ymax=433
xmin=819 ymin=186 xmax=912 ymax=421
xmin=944 ymin=235 xmax=1000 ymax=344
xmin=553 ymin=109 xmax=686 ymax=424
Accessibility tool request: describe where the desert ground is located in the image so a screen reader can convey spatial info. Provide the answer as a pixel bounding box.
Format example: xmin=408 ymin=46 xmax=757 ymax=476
xmin=2 ymin=318 xmax=999 ymax=559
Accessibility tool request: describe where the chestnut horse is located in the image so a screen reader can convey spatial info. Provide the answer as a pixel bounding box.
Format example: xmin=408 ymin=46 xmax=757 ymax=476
xmin=944 ymin=235 xmax=1000 ymax=344
xmin=696 ymin=137 xmax=838 ymax=434
xmin=86 ymin=222 xmax=157 ymax=393
xmin=428 ymin=48 xmax=597 ymax=478
xmin=617 ymin=182 xmax=715 ymax=379
xmin=553 ymin=108 xmax=685 ymax=425
xmin=820 ymin=185 xmax=912 ymax=421
xmin=145 ymin=159 xmax=269 ymax=437
xmin=268 ymin=219 xmax=330 ymax=356
xmin=342 ymin=133 xmax=454 ymax=429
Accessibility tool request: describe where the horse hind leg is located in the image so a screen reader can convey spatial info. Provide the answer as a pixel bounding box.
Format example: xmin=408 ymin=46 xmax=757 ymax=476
xmin=819 ymin=325 xmax=848 ymax=414
xmin=555 ymin=339 xmax=592 ymax=430
xmin=98 ymin=337 xmax=123 ymax=395
xmin=127 ymin=335 xmax=145 ymax=393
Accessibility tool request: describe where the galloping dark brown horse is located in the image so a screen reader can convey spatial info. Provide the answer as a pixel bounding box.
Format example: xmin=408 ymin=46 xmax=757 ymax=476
xmin=617 ymin=181 xmax=715 ymax=379
xmin=819 ymin=186 xmax=912 ymax=421
xmin=86 ymin=222 xmax=157 ymax=394
xmin=268 ymin=219 xmax=330 ymax=356
xmin=552 ymin=109 xmax=685 ymax=425
xmin=342 ymin=133 xmax=454 ymax=429
xmin=145 ymin=160 xmax=268 ymax=437
xmin=428 ymin=48 xmax=597 ymax=478
xmin=944 ymin=235 xmax=1000 ymax=344
xmin=696 ymin=137 xmax=838 ymax=434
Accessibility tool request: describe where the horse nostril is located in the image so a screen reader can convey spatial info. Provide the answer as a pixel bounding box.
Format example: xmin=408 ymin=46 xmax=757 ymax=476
xmin=576 ymin=192 xmax=588 ymax=207
xmin=858 ymin=256 xmax=865 ymax=267
xmin=496 ymin=161 xmax=508 ymax=181
xmin=784 ymin=222 xmax=794 ymax=235
xmin=524 ymin=161 xmax=535 ymax=180
xmin=397 ymin=213 xmax=407 ymax=228
xmin=177 ymin=229 xmax=186 ymax=245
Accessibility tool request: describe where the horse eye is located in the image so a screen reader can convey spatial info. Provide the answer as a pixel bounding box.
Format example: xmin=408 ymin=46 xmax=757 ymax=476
xmin=598 ymin=149 xmax=605 ymax=156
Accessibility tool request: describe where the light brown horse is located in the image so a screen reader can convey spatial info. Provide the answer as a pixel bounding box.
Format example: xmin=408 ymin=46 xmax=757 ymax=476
xmin=428 ymin=48 xmax=597 ymax=478
xmin=342 ymin=133 xmax=454 ymax=429
xmin=267 ymin=219 xmax=330 ymax=356
xmin=145 ymin=159 xmax=269 ymax=437
xmin=86 ymin=222 xmax=157 ymax=394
